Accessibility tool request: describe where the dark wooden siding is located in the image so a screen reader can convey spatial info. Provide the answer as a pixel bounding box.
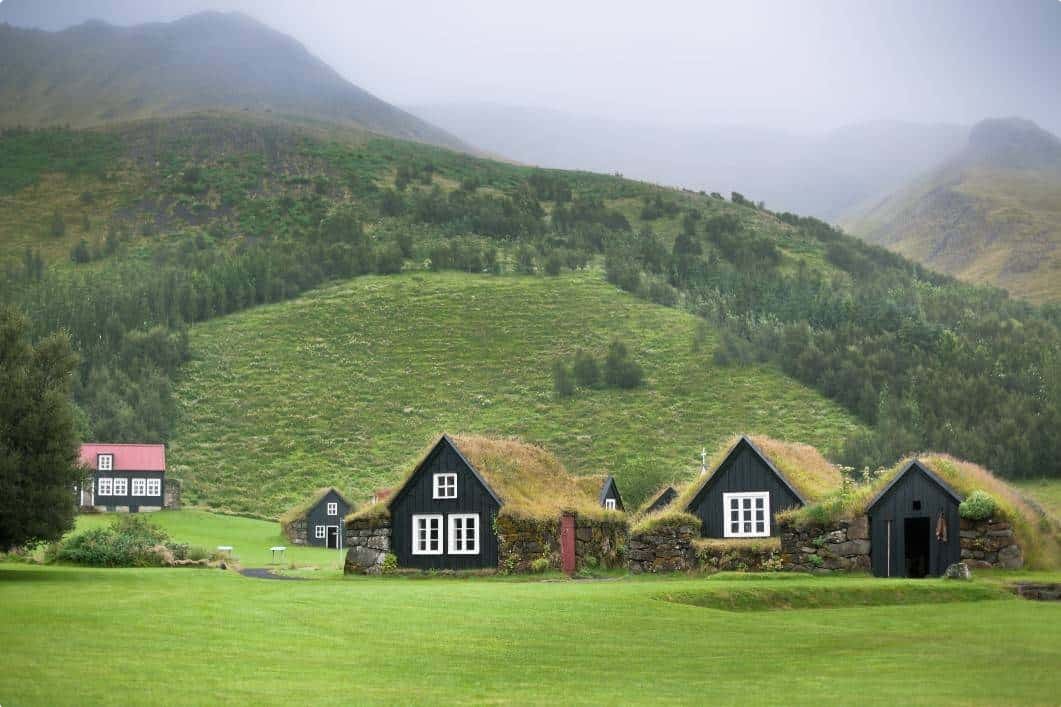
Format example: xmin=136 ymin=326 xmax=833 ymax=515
xmin=646 ymin=487 xmax=677 ymax=514
xmin=390 ymin=441 xmax=501 ymax=570
xmin=687 ymin=443 xmax=802 ymax=538
xmin=869 ymin=467 xmax=960 ymax=577
xmin=304 ymin=490 xmax=352 ymax=548
xmin=602 ymin=480 xmax=623 ymax=511
xmin=92 ymin=471 xmax=165 ymax=511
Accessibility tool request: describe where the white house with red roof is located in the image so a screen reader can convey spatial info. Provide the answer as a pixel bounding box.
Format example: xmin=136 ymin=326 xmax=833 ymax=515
xmin=79 ymin=443 xmax=169 ymax=512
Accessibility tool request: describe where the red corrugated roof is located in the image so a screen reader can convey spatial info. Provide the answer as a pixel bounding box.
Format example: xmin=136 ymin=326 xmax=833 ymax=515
xmin=79 ymin=443 xmax=166 ymax=472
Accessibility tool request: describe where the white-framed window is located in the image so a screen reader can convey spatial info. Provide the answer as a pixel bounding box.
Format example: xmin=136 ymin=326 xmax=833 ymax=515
xmin=112 ymin=477 xmax=128 ymax=496
xmin=131 ymin=478 xmax=147 ymax=496
xmin=146 ymin=478 xmax=161 ymax=496
xmin=433 ymin=473 xmax=457 ymax=499
xmin=327 ymin=502 xmax=338 ymax=516
xmin=97 ymin=477 xmax=113 ymax=496
xmin=723 ymin=492 xmax=770 ymax=538
xmin=315 ymin=525 xmax=326 ymax=539
xmin=447 ymin=514 xmax=480 ymax=555
xmin=604 ymin=498 xmax=617 ymax=510
xmin=97 ymin=454 xmax=113 ymax=472
xmin=412 ymin=514 xmax=443 ymax=555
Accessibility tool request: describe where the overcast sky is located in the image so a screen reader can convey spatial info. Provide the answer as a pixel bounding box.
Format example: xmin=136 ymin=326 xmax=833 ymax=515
xmin=2 ymin=0 xmax=1060 ymax=135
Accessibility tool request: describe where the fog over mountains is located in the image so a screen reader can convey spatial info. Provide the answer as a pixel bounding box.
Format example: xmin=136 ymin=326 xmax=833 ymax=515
xmin=409 ymin=102 xmax=968 ymax=220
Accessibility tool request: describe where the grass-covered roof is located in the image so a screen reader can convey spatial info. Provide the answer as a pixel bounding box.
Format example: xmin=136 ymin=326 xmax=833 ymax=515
xmin=348 ymin=434 xmax=622 ymax=523
xmin=279 ymin=486 xmax=354 ymax=529
xmin=784 ymin=453 xmax=1061 ymax=568
xmin=672 ymin=434 xmax=843 ymax=511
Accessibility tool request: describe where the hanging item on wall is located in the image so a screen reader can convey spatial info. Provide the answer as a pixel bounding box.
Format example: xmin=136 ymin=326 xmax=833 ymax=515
xmin=935 ymin=510 xmax=948 ymax=542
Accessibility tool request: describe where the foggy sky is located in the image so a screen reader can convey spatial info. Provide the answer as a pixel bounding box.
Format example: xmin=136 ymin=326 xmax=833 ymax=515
xmin=2 ymin=0 xmax=1060 ymax=135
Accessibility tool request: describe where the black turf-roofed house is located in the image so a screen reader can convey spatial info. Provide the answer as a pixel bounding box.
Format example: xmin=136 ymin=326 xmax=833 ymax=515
xmin=599 ymin=476 xmax=624 ymax=511
xmin=281 ymin=487 xmax=354 ymax=548
xmin=684 ymin=436 xmax=806 ymax=539
xmin=642 ymin=486 xmax=677 ymax=514
xmin=388 ymin=435 xmax=503 ymax=570
xmin=867 ymin=460 xmax=962 ymax=578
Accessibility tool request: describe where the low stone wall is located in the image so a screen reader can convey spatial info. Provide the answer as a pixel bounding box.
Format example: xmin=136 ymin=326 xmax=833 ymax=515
xmin=960 ymin=517 xmax=1023 ymax=569
xmin=627 ymin=523 xmax=696 ymax=573
xmin=343 ymin=517 xmax=392 ymax=574
xmin=780 ymin=516 xmax=871 ymax=572
xmin=1011 ymin=583 xmax=1061 ymax=601
xmin=284 ymin=518 xmax=308 ymax=545
xmin=496 ymin=514 xmax=628 ymax=573
xmin=164 ymin=478 xmax=182 ymax=510
xmin=696 ymin=539 xmax=783 ymax=572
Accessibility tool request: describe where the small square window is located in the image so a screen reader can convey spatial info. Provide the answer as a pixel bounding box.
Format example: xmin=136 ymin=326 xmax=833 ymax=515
xmin=327 ymin=502 xmax=338 ymax=516
xmin=97 ymin=454 xmax=113 ymax=472
xmin=722 ymin=492 xmax=770 ymax=538
xmin=315 ymin=525 xmax=326 ymax=539
xmin=97 ymin=477 xmax=113 ymax=496
xmin=604 ymin=498 xmax=617 ymax=510
xmin=131 ymin=478 xmax=147 ymax=496
xmin=912 ymin=500 xmax=922 ymax=511
xmin=112 ymin=477 xmax=128 ymax=496
xmin=433 ymin=473 xmax=457 ymax=499
xmin=146 ymin=478 xmax=161 ymax=496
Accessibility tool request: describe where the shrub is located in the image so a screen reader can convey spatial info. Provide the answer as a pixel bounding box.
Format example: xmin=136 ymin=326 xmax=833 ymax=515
xmin=381 ymin=553 xmax=398 ymax=575
xmin=167 ymin=542 xmax=190 ymax=561
xmin=530 ymin=557 xmax=551 ymax=573
xmin=544 ymin=251 xmax=563 ymax=276
xmin=552 ymin=359 xmax=575 ymax=398
xmin=582 ymin=555 xmax=599 ymax=568
xmin=603 ymin=340 xmax=643 ymax=389
xmin=572 ymin=349 xmax=599 ymax=388
xmin=55 ymin=515 xmax=171 ymax=567
xmin=187 ymin=545 xmax=209 ymax=561
xmin=960 ymin=490 xmax=997 ymax=521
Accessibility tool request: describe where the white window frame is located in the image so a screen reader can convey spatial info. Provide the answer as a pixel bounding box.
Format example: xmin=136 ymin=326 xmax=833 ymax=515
xmin=315 ymin=525 xmax=326 ymax=540
xmin=97 ymin=477 xmax=113 ymax=496
xmin=326 ymin=502 xmax=338 ymax=516
xmin=411 ymin=514 xmax=443 ymax=555
xmin=131 ymin=478 xmax=147 ymax=496
xmin=112 ymin=477 xmax=128 ymax=496
xmin=433 ymin=473 xmax=457 ymax=499
xmin=722 ymin=491 xmax=770 ymax=538
xmin=447 ymin=513 xmax=480 ymax=555
xmin=146 ymin=478 xmax=161 ymax=496
xmin=604 ymin=498 xmax=617 ymax=510
xmin=97 ymin=454 xmax=113 ymax=472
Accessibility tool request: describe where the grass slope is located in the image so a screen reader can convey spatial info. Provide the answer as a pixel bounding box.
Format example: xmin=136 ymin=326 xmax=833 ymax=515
xmin=2 ymin=565 xmax=1060 ymax=705
xmin=172 ymin=271 xmax=861 ymax=516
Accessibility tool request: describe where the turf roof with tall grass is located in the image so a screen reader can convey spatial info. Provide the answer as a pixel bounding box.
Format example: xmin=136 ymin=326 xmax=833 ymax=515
xmin=349 ymin=434 xmax=625 ymax=524
xmin=782 ymin=452 xmax=1061 ymax=569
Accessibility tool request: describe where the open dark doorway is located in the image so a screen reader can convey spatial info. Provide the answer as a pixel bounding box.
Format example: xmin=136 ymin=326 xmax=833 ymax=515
xmin=327 ymin=526 xmax=340 ymax=549
xmin=904 ymin=517 xmax=930 ymax=578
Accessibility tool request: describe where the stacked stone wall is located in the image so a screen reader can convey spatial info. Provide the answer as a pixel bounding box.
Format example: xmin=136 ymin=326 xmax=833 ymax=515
xmin=343 ymin=517 xmax=392 ymax=574
xmin=960 ymin=517 xmax=1023 ymax=569
xmin=780 ymin=516 xmax=871 ymax=572
xmin=627 ymin=522 xmax=696 ymax=573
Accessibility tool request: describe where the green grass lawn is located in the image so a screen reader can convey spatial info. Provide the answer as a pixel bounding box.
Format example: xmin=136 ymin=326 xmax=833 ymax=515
xmin=172 ymin=270 xmax=862 ymax=516
xmin=70 ymin=511 xmax=344 ymax=570
xmin=1015 ymin=479 xmax=1061 ymax=520
xmin=2 ymin=564 xmax=1060 ymax=705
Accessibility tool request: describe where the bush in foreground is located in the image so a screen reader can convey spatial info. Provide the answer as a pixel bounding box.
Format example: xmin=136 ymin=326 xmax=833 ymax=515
xmin=959 ymin=490 xmax=997 ymax=521
xmin=55 ymin=515 xmax=176 ymax=567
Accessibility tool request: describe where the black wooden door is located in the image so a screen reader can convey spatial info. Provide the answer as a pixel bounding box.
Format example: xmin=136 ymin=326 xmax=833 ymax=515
xmin=327 ymin=526 xmax=339 ymax=549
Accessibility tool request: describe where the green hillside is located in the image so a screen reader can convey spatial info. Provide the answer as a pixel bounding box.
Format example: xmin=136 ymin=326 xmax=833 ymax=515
xmin=172 ymin=271 xmax=861 ymax=516
xmin=843 ymin=118 xmax=1061 ymax=303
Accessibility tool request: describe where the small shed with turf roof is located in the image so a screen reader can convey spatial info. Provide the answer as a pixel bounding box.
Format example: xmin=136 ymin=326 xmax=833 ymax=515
xmin=641 ymin=485 xmax=678 ymax=514
xmin=598 ymin=475 xmax=624 ymax=511
xmin=281 ymin=487 xmax=354 ymax=548
xmin=679 ymin=435 xmax=842 ymax=539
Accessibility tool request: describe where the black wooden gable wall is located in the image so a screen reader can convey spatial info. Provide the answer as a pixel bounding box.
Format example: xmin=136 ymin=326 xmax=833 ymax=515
xmin=600 ymin=477 xmax=624 ymax=510
xmin=686 ymin=439 xmax=803 ymax=538
xmin=868 ymin=463 xmax=961 ymax=578
xmin=304 ymin=489 xmax=351 ymax=548
xmin=390 ymin=438 xmax=501 ymax=570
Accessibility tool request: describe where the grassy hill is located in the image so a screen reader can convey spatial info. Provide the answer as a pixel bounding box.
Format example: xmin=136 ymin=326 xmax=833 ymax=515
xmin=843 ymin=118 xmax=1061 ymax=303
xmin=172 ymin=271 xmax=861 ymax=516
xmin=0 ymin=12 xmax=466 ymax=151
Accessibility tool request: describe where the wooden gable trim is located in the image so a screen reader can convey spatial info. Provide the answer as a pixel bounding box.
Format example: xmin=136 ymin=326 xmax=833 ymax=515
xmin=387 ymin=435 xmax=504 ymax=510
xmin=685 ymin=435 xmax=806 ymax=511
xmin=866 ymin=460 xmax=963 ymax=512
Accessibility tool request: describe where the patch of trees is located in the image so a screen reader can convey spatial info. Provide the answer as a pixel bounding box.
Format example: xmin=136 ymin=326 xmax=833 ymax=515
xmin=553 ymin=341 xmax=645 ymax=398
xmin=527 ymin=170 xmax=572 ymax=203
xmin=640 ymin=194 xmax=680 ymax=220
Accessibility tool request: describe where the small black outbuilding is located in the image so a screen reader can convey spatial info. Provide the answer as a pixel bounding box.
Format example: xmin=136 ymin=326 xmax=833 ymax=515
xmin=281 ymin=487 xmax=354 ymax=548
xmin=867 ymin=460 xmax=962 ymax=578
xmin=643 ymin=486 xmax=677 ymax=514
xmin=599 ymin=475 xmax=624 ymax=511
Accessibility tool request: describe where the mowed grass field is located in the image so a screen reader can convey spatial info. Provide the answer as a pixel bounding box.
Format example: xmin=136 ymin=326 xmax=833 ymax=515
xmin=2 ymin=563 xmax=1060 ymax=705
xmin=172 ymin=270 xmax=862 ymax=516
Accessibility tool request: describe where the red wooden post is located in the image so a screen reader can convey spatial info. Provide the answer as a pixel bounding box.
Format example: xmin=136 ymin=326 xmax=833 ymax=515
xmin=561 ymin=513 xmax=577 ymax=575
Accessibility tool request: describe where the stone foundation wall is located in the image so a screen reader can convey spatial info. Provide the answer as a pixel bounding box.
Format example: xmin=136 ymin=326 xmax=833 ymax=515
xmin=780 ymin=516 xmax=871 ymax=572
xmin=284 ymin=518 xmax=308 ymax=545
xmin=164 ymin=478 xmax=182 ymax=510
xmin=627 ymin=523 xmax=696 ymax=573
xmin=960 ymin=517 xmax=1023 ymax=569
xmin=343 ymin=517 xmax=391 ymax=574
xmin=696 ymin=540 xmax=783 ymax=572
xmin=575 ymin=517 xmax=627 ymax=569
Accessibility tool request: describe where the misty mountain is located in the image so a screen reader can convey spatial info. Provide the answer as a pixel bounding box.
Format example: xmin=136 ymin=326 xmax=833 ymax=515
xmin=408 ymin=102 xmax=967 ymax=220
xmin=842 ymin=117 xmax=1061 ymax=303
xmin=0 ymin=12 xmax=467 ymax=150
